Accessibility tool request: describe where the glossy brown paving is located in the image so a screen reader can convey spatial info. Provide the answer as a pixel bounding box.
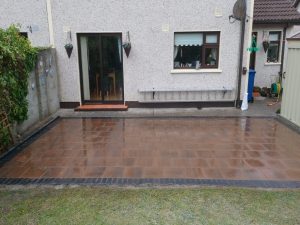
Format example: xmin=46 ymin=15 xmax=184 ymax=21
xmin=0 ymin=118 xmax=300 ymax=181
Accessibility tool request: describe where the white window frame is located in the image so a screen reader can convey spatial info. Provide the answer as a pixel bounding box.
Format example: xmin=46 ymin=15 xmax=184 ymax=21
xmin=265 ymin=30 xmax=283 ymax=65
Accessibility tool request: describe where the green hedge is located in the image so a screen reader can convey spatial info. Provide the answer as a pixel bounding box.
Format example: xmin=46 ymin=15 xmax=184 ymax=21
xmin=0 ymin=25 xmax=37 ymax=150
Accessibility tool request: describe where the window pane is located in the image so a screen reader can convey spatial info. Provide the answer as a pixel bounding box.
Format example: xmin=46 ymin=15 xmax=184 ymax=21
xmin=19 ymin=32 xmax=28 ymax=38
xmin=206 ymin=34 xmax=218 ymax=44
xmin=267 ymin=43 xmax=279 ymax=63
xmin=174 ymin=33 xmax=203 ymax=46
xmin=269 ymin=33 xmax=279 ymax=41
xmin=174 ymin=46 xmax=202 ymax=69
xmin=204 ymin=48 xmax=218 ymax=66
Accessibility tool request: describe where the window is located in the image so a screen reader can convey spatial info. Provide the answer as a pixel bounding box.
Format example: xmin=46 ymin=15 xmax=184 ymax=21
xmin=19 ymin=32 xmax=28 ymax=39
xmin=174 ymin=32 xmax=220 ymax=69
xmin=267 ymin=31 xmax=281 ymax=63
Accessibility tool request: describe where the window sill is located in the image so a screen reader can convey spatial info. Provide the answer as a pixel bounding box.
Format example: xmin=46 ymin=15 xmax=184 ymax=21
xmin=264 ymin=62 xmax=281 ymax=66
xmin=171 ymin=69 xmax=222 ymax=74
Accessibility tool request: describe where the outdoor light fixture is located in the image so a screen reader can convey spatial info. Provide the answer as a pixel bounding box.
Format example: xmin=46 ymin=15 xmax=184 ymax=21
xmin=64 ymin=30 xmax=73 ymax=58
xmin=262 ymin=40 xmax=269 ymax=53
xmin=262 ymin=31 xmax=269 ymax=53
xmin=122 ymin=31 xmax=131 ymax=57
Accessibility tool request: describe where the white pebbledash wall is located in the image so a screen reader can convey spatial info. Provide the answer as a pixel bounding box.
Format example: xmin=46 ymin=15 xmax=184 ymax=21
xmin=51 ymin=0 xmax=242 ymax=103
xmin=0 ymin=0 xmax=50 ymax=47
xmin=1 ymin=0 xmax=253 ymax=104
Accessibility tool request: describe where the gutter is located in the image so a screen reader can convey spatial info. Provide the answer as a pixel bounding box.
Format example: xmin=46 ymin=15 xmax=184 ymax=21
xmin=253 ymin=21 xmax=300 ymax=25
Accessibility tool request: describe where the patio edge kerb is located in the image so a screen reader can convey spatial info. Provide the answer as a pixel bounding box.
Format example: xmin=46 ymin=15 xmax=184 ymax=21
xmin=276 ymin=115 xmax=300 ymax=134
xmin=0 ymin=178 xmax=299 ymax=189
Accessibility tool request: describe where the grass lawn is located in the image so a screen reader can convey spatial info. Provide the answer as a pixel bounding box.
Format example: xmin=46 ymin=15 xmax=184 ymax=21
xmin=0 ymin=187 xmax=299 ymax=225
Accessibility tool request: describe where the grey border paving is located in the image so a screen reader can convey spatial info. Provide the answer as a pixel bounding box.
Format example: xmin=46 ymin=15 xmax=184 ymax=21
xmin=0 ymin=178 xmax=299 ymax=188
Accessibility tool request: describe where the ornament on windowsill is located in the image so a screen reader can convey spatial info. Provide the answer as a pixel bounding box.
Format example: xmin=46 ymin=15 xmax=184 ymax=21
xmin=122 ymin=31 xmax=131 ymax=57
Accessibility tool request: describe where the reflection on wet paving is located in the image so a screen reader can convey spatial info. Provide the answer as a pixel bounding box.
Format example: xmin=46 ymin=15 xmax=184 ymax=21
xmin=0 ymin=118 xmax=300 ymax=180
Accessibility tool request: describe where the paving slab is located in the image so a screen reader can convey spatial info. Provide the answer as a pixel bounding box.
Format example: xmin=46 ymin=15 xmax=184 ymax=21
xmin=0 ymin=117 xmax=299 ymax=186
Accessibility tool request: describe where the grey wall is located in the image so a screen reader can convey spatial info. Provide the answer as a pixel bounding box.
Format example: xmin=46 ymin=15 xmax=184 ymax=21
xmin=51 ymin=0 xmax=242 ymax=103
xmin=0 ymin=0 xmax=50 ymax=47
xmin=16 ymin=49 xmax=60 ymax=134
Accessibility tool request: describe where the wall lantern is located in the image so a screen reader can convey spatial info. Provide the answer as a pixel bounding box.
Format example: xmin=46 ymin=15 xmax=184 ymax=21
xmin=122 ymin=31 xmax=131 ymax=57
xmin=262 ymin=31 xmax=269 ymax=53
xmin=64 ymin=30 xmax=73 ymax=58
xmin=262 ymin=41 xmax=269 ymax=53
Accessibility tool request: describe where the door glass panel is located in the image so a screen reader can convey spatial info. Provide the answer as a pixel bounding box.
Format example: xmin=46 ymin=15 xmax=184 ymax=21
xmin=79 ymin=34 xmax=123 ymax=102
xmin=101 ymin=35 xmax=123 ymax=101
xmin=80 ymin=36 xmax=91 ymax=100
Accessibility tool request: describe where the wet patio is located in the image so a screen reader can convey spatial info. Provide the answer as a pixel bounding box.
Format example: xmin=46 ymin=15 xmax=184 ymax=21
xmin=0 ymin=117 xmax=300 ymax=181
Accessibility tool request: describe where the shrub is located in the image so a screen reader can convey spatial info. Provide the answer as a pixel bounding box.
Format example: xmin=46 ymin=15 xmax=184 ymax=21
xmin=0 ymin=25 xmax=37 ymax=150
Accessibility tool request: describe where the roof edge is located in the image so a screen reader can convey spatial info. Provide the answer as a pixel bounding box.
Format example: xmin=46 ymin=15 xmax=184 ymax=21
xmin=287 ymin=32 xmax=300 ymax=40
xmin=253 ymin=20 xmax=300 ymax=25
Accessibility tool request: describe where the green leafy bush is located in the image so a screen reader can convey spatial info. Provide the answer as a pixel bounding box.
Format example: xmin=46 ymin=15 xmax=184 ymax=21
xmin=0 ymin=121 xmax=11 ymax=153
xmin=0 ymin=25 xmax=37 ymax=150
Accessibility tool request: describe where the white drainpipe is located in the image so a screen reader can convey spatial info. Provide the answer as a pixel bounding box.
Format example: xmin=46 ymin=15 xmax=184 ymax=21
xmin=240 ymin=0 xmax=255 ymax=110
xmin=46 ymin=0 xmax=55 ymax=47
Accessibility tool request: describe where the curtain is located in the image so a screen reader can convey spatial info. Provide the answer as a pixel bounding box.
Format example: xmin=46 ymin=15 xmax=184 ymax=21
xmin=80 ymin=36 xmax=90 ymax=100
xmin=211 ymin=48 xmax=217 ymax=60
xmin=174 ymin=46 xmax=179 ymax=60
xmin=118 ymin=37 xmax=122 ymax=62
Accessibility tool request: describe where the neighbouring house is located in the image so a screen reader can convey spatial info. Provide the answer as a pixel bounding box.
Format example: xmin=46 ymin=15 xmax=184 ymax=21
xmin=0 ymin=0 xmax=254 ymax=109
xmin=252 ymin=0 xmax=300 ymax=89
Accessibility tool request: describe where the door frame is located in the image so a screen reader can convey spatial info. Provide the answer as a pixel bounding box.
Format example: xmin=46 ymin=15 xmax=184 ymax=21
xmin=77 ymin=32 xmax=124 ymax=104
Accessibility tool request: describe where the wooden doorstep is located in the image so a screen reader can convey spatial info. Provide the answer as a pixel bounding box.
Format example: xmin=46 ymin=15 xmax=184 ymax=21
xmin=75 ymin=104 xmax=128 ymax=112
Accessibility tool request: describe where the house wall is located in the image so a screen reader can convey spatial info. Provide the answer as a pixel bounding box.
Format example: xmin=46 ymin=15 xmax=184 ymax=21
xmin=252 ymin=25 xmax=284 ymax=88
xmin=0 ymin=0 xmax=50 ymax=47
xmin=0 ymin=0 xmax=253 ymax=106
xmin=253 ymin=24 xmax=300 ymax=88
xmin=50 ymin=0 xmax=242 ymax=104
